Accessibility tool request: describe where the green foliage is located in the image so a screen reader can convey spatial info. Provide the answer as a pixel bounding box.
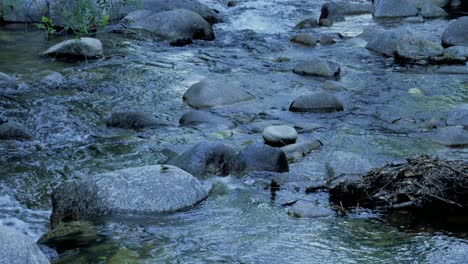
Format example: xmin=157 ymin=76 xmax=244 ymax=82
xmin=36 ymin=16 xmax=56 ymax=36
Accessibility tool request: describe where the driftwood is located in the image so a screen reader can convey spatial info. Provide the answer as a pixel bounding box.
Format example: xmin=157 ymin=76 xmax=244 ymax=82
xmin=329 ymin=155 xmax=468 ymax=213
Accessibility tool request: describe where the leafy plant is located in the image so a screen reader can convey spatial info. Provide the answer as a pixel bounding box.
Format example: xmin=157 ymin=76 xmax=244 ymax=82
xmin=36 ymin=16 xmax=56 ymax=37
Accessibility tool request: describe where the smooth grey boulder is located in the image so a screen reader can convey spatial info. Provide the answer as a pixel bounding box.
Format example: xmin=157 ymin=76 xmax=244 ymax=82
xmin=0 ymin=122 xmax=33 ymax=141
xmin=431 ymin=126 xmax=468 ymax=147
xmin=288 ymin=200 xmax=334 ymax=218
xmin=281 ymin=140 xmax=323 ymax=162
xmin=293 ymin=59 xmax=340 ymax=78
xmin=183 ymin=79 xmax=254 ymax=109
xmin=443 ymin=46 xmax=468 ymax=61
xmin=43 ymin=38 xmax=103 ymax=59
xmin=366 ymin=28 xmax=412 ymax=56
xmin=106 ymin=111 xmax=163 ymax=129
xmin=168 ymin=142 xmax=237 ymax=178
xmin=442 ymin=17 xmax=468 ymax=47
xmin=290 ymin=33 xmax=317 ymax=46
xmin=0 ymin=225 xmax=49 ymax=264
xmin=117 ymin=0 xmax=221 ymax=25
xmin=262 ymin=125 xmax=298 ymax=147
xmin=51 ymin=165 xmax=207 ymax=227
xmin=325 ymin=151 xmax=373 ymax=179
xmin=395 ymin=37 xmax=444 ymax=61
xmin=123 ymin=9 xmax=215 ymax=41
xmin=236 ymin=143 xmax=289 ymax=174
xmin=420 ymin=3 xmax=448 ymax=18
xmin=447 ymin=104 xmax=468 ymax=127
xmin=373 ymin=0 xmax=419 ymax=17
xmin=320 ymin=1 xmax=373 ymax=21
xmin=289 ymin=92 xmax=344 ymax=113
xmin=179 ymin=110 xmax=235 ymax=128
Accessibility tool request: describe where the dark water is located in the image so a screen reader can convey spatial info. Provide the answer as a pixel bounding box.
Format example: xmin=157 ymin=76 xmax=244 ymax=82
xmin=0 ymin=0 xmax=467 ymax=262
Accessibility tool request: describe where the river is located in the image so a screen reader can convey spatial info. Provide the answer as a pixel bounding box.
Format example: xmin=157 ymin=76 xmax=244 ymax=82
xmin=0 ymin=0 xmax=467 ymax=262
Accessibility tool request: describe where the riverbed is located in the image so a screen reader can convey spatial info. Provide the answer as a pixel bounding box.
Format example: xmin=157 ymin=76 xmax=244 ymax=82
xmin=1 ymin=0 xmax=468 ymax=262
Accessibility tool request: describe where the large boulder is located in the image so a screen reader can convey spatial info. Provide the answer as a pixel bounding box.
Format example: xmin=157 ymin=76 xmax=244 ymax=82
xmin=289 ymin=92 xmax=344 ymax=113
xmin=0 ymin=0 xmax=221 ymax=25
xmin=446 ymin=104 xmax=468 ymax=127
xmin=117 ymin=0 xmax=221 ymax=25
xmin=123 ymin=9 xmax=215 ymax=41
xmin=442 ymin=17 xmax=468 ymax=47
xmin=0 ymin=225 xmax=49 ymax=264
xmin=293 ymin=59 xmax=340 ymax=78
xmin=106 ymin=111 xmax=164 ymax=129
xmin=395 ymin=37 xmax=444 ymax=62
xmin=0 ymin=122 xmax=33 ymax=141
xmin=443 ymin=46 xmax=468 ymax=62
xmin=320 ymin=1 xmax=373 ymax=21
xmin=262 ymin=125 xmax=298 ymax=147
xmin=179 ymin=110 xmax=235 ymax=128
xmin=183 ymin=79 xmax=254 ymax=109
xmin=168 ymin=142 xmax=237 ymax=178
xmin=416 ymin=0 xmax=449 ymax=8
xmin=236 ymin=143 xmax=289 ymax=174
xmin=51 ymin=165 xmax=207 ymax=227
xmin=43 ymin=38 xmax=103 ymax=59
xmin=373 ymin=0 xmax=419 ymax=17
xmin=366 ymin=28 xmax=412 ymax=56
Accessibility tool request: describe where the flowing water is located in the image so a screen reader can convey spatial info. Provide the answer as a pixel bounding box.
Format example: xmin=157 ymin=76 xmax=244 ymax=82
xmin=0 ymin=0 xmax=468 ymax=263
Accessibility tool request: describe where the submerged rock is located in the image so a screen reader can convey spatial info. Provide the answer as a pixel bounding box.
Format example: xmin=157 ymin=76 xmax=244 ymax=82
xmin=51 ymin=165 xmax=207 ymax=227
xmin=0 ymin=72 xmax=17 ymax=89
xmin=106 ymin=111 xmax=163 ymax=129
xmin=262 ymin=125 xmax=298 ymax=147
xmin=40 ymin=71 xmax=65 ymax=88
xmin=294 ymin=18 xmax=318 ymax=29
xmin=290 ymin=33 xmax=317 ymax=46
xmin=288 ymin=200 xmax=334 ymax=218
xmin=0 ymin=122 xmax=33 ymax=141
xmin=38 ymin=221 xmax=101 ymax=253
xmin=373 ymin=0 xmax=418 ymax=17
xmin=432 ymin=126 xmax=468 ymax=147
xmin=281 ymin=140 xmax=323 ymax=162
xmin=44 ymin=38 xmax=103 ymax=59
xmin=0 ymin=225 xmax=49 ymax=264
xmin=442 ymin=17 xmax=468 ymax=47
xmin=237 ymin=143 xmax=289 ymax=174
xmin=289 ymin=92 xmax=344 ymax=113
xmin=293 ymin=59 xmax=340 ymax=78
xmin=446 ymin=104 xmax=468 ymax=127
xmin=183 ymin=79 xmax=254 ymax=109
xmin=123 ymin=9 xmax=215 ymax=41
xmin=168 ymin=142 xmax=237 ymax=178
xmin=179 ymin=110 xmax=235 ymax=128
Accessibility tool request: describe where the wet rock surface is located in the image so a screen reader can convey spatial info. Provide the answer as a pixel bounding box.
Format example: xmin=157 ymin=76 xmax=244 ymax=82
xmin=289 ymin=92 xmax=344 ymax=113
xmin=51 ymin=165 xmax=208 ymax=226
xmin=43 ymin=38 xmax=103 ymax=59
xmin=0 ymin=225 xmax=49 ymax=264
